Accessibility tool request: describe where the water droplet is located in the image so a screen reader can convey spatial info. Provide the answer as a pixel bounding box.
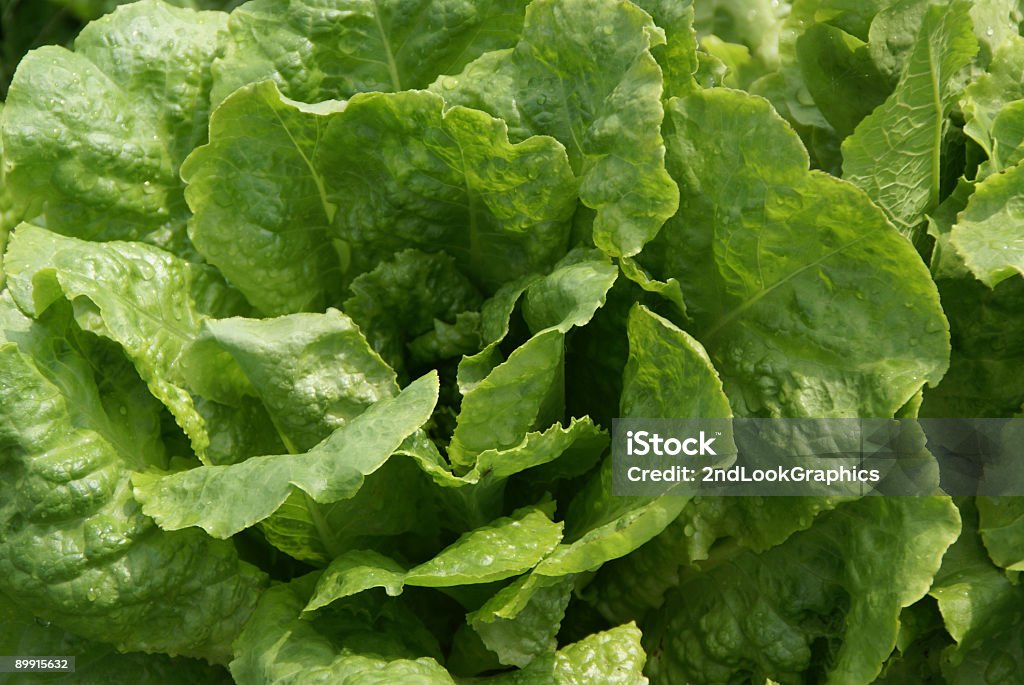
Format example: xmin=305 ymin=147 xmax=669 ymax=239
xmin=479 ymin=555 xmax=494 ymax=566
xmin=86 ymin=587 xmax=98 ymax=601
xmin=440 ymin=76 xmax=458 ymax=90
xmin=135 ymin=260 xmax=156 ymax=281
xmin=986 ymin=27 xmax=995 ymax=37
xmin=683 ymin=524 xmax=695 ymax=536
xmin=119 ymin=406 xmax=127 ymax=416
xmin=537 ymin=95 xmax=547 ymax=106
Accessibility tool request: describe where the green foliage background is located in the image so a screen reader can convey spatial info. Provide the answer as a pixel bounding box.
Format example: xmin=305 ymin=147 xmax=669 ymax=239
xmin=1 ymin=0 xmax=1023 ymax=683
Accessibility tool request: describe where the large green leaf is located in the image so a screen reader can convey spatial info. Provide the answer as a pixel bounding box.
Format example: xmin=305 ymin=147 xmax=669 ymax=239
xmin=432 ymin=0 xmax=679 ymax=257
xmin=642 ymin=87 xmax=949 ymax=418
xmin=950 ymin=162 xmax=1024 ymax=287
xmin=211 ymin=0 xmax=530 ymax=105
xmin=645 ymin=498 xmax=960 ymax=684
xmin=180 ymin=82 xmax=347 ymax=315
xmin=0 ymin=294 xmax=265 ymax=665
xmin=185 ymin=309 xmax=398 ymax=452
xmin=182 ymin=83 xmax=577 ymax=307
xmin=181 ymin=309 xmax=425 ymax=567
xmin=0 ymin=0 xmax=227 ymax=256
xmin=4 ymin=224 xmax=255 ymax=460
xmin=578 ymin=302 xmax=744 ymax=624
xmin=131 ymin=372 xmax=438 ymax=538
xmin=842 ymin=0 xmax=978 ymax=237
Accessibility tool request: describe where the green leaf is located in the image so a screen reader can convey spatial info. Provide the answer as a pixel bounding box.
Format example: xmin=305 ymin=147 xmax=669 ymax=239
xmin=230 ymin=574 xmax=453 ymax=685
xmin=522 ymin=255 xmax=619 ymax=335
xmin=0 ymin=1 xmax=227 ymax=256
xmin=403 ymin=418 xmax=606 ymax=534
xmin=546 ymin=623 xmax=647 ymax=685
xmin=796 ymin=22 xmax=888 ymax=140
xmin=211 ymin=0 xmax=531 ymax=105
xmin=449 ymin=252 xmax=617 ymax=470
xmin=131 ymin=372 xmax=439 ymax=538
xmin=185 ymin=309 xmax=398 ymax=452
xmin=432 ymin=0 xmax=679 ymax=257
xmin=468 ymin=575 xmax=574 ymax=668
xmin=843 ymin=0 xmax=978 ymax=236
xmin=930 ymin=499 xmax=1024 ymax=683
xmin=787 ymin=0 xmax=892 ymax=42
xmin=920 ymin=277 xmax=1024 ymax=418
xmin=618 ymin=257 xmax=686 ymax=316
xmin=323 ymin=90 xmax=578 ymax=288
xmin=643 ymin=88 xmax=949 ymax=418
xmin=977 ymin=496 xmax=1024 ymax=571
xmin=258 ymin=455 xmax=437 ymax=567
xmin=409 ymin=418 xmax=607 ymax=490
xmin=4 ymin=224 xmax=250 ymax=460
xmin=534 ymin=458 xmax=687 ymax=577
xmin=483 ymin=623 xmax=648 ymax=685
xmin=631 ymin=0 xmax=700 ymax=98
xmin=448 ymin=330 xmax=564 ymax=470
xmin=961 ymin=35 xmax=1024 ymax=174
xmin=951 ymin=162 xmax=1024 ymax=287
xmin=620 ymin=304 xmax=730 ymax=420
xmin=304 ymin=506 xmax=563 ymax=610
xmin=180 ymin=81 xmax=347 ymax=315
xmin=0 ymin=590 xmax=233 ymax=685
xmin=183 ymin=84 xmax=578 ymax=300
xmin=0 ymin=295 xmax=265 ymax=664
xmin=644 ymin=498 xmax=960 ymax=685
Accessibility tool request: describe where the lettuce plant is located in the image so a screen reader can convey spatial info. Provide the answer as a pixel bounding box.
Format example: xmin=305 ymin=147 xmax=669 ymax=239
xmin=0 ymin=0 xmax=1022 ymax=683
